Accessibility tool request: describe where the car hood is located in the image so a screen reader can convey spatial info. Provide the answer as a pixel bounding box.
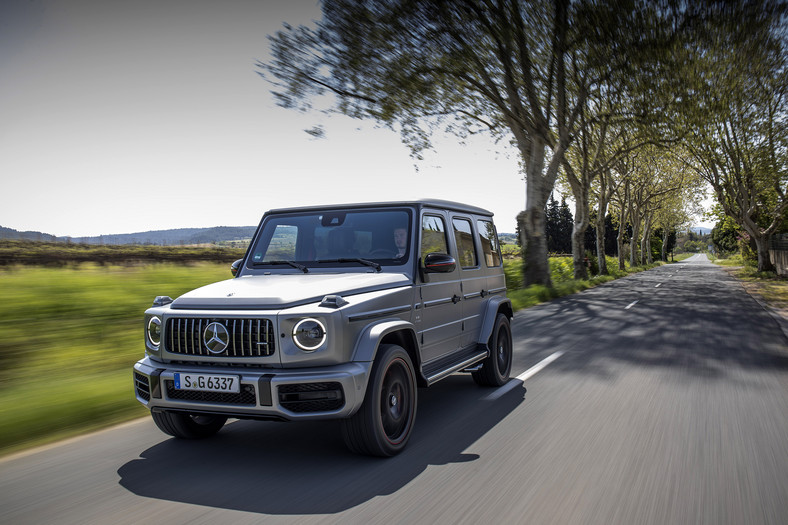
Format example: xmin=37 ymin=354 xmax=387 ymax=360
xmin=170 ymin=272 xmax=412 ymax=310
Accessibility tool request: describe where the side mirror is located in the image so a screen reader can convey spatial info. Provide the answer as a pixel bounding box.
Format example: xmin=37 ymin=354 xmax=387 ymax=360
xmin=423 ymin=253 xmax=456 ymax=273
xmin=230 ymin=259 xmax=243 ymax=277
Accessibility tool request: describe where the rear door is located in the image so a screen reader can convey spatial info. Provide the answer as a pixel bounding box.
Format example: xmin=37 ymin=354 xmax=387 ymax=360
xmin=450 ymin=215 xmax=485 ymax=349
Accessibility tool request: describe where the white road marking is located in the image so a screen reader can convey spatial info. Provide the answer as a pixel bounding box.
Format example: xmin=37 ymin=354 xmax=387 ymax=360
xmin=625 ymin=300 xmax=638 ymax=310
xmin=655 ymin=282 xmax=662 ymax=288
xmin=484 ymin=350 xmax=565 ymax=401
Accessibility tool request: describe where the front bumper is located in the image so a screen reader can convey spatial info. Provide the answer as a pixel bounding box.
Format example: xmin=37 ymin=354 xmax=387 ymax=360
xmin=133 ymin=357 xmax=372 ymax=420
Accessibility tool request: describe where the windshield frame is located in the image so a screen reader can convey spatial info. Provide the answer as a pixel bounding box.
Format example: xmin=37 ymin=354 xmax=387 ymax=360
xmin=244 ymin=206 xmax=414 ymax=273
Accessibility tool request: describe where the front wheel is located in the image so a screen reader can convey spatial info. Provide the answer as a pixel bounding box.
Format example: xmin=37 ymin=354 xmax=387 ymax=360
xmin=151 ymin=410 xmax=227 ymax=439
xmin=341 ymin=344 xmax=417 ymax=457
xmin=472 ymin=313 xmax=513 ymax=387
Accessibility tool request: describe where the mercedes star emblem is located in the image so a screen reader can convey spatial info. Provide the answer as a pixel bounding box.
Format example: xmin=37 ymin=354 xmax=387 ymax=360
xmin=203 ymin=322 xmax=230 ymax=354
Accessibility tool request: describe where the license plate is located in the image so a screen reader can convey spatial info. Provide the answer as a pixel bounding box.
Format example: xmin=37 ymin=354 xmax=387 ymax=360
xmin=173 ymin=373 xmax=240 ymax=393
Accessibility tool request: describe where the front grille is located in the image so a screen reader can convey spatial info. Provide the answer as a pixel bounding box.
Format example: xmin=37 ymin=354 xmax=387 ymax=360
xmin=165 ymin=317 xmax=276 ymax=358
xmin=165 ymin=380 xmax=257 ymax=405
xmin=134 ymin=372 xmax=150 ymax=401
xmin=278 ymin=382 xmax=345 ymax=413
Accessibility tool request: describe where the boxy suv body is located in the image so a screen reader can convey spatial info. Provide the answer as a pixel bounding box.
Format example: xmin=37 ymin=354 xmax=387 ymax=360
xmin=134 ymin=200 xmax=513 ymax=456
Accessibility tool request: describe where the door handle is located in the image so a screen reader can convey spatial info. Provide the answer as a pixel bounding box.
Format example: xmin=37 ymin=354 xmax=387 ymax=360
xmin=452 ymin=294 xmax=461 ymax=304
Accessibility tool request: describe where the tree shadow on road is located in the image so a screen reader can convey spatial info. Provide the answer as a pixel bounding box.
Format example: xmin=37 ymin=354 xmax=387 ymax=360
xmin=513 ymin=264 xmax=788 ymax=382
xmin=118 ymin=376 xmax=525 ymax=515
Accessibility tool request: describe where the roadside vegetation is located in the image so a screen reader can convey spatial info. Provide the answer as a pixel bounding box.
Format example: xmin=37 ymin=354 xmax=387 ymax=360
xmin=710 ymin=253 xmax=788 ymax=315
xmin=0 ymin=239 xmax=245 ymax=266
xmin=0 ymin=260 xmax=233 ymax=456
xmin=504 ymin=256 xmax=662 ymax=311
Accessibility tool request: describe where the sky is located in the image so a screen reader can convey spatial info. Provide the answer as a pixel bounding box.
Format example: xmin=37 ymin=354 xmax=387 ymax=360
xmin=1 ymin=1 xmax=710 ymax=239
xmin=0 ymin=0 xmax=528 ymax=238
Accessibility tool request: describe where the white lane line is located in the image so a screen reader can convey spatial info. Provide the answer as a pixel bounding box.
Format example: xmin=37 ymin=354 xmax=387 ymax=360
xmin=484 ymin=350 xmax=565 ymax=401
xmin=655 ymin=282 xmax=662 ymax=288
xmin=625 ymin=300 xmax=638 ymax=310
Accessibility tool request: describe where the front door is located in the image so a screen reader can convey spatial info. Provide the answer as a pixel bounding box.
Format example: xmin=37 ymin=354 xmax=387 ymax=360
xmin=417 ymin=211 xmax=462 ymax=364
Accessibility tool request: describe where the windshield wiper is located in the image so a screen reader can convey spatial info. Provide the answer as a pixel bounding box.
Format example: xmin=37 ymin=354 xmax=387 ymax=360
xmin=253 ymin=260 xmax=309 ymax=273
xmin=316 ymin=258 xmax=382 ymax=272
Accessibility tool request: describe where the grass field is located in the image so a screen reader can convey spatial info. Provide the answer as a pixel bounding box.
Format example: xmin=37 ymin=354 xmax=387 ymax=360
xmin=0 ymin=263 xmax=233 ymax=455
xmin=0 ymin=256 xmax=664 ymax=456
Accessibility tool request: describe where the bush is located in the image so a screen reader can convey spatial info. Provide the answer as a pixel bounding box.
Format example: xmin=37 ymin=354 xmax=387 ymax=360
xmin=0 ymin=240 xmax=246 ymax=267
xmin=549 ymin=256 xmax=574 ymax=283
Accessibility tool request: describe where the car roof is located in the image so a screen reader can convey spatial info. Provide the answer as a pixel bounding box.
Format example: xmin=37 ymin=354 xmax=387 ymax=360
xmin=264 ymin=199 xmax=495 ymax=218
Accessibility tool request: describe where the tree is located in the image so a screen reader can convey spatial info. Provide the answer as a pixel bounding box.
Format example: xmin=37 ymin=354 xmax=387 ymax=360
xmin=556 ymin=197 xmax=574 ymax=253
xmin=611 ymin=155 xmax=635 ymax=270
xmin=263 ymin=0 xmax=655 ymax=287
xmin=544 ymin=194 xmax=561 ymax=253
xmin=681 ymin=1 xmax=788 ymax=272
xmin=711 ymin=217 xmax=740 ymax=254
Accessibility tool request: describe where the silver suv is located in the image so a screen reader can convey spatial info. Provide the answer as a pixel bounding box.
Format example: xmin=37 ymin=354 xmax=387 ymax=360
xmin=133 ymin=200 xmax=513 ymax=456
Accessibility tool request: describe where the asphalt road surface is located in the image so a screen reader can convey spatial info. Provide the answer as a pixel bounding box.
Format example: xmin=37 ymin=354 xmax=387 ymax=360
xmin=2 ymin=254 xmax=787 ymax=524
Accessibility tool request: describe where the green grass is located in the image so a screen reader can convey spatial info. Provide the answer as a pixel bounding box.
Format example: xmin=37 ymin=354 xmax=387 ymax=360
xmin=0 ymin=263 xmax=232 ymax=456
xmin=504 ymin=256 xmax=663 ymax=311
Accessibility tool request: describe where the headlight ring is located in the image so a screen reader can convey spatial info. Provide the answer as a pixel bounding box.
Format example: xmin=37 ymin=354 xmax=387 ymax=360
xmin=147 ymin=316 xmax=162 ymax=347
xmin=292 ymin=318 xmax=327 ymax=351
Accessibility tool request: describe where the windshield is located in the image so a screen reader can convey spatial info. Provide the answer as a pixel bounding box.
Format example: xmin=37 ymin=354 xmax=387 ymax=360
xmin=249 ymin=208 xmax=412 ymax=269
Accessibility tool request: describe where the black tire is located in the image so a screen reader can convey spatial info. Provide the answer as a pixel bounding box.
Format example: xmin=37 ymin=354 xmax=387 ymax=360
xmin=472 ymin=313 xmax=513 ymax=387
xmin=341 ymin=344 xmax=417 ymax=457
xmin=151 ymin=410 xmax=227 ymax=439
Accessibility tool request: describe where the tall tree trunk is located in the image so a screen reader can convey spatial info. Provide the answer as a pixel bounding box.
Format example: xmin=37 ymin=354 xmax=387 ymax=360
xmin=595 ymin=209 xmax=608 ymax=275
xmin=746 ymin=227 xmax=776 ymax=273
xmin=661 ymin=228 xmax=669 ymax=262
xmin=519 ymin=135 xmax=554 ymax=287
xmin=617 ymin=180 xmax=630 ymax=271
xmin=640 ymin=213 xmax=652 ymax=264
xmin=521 ymin=207 xmax=552 ymax=286
xmin=616 ymin=228 xmax=626 ymax=271
xmin=571 ymin=185 xmax=590 ymax=280
xmin=630 ymin=203 xmax=641 ymax=267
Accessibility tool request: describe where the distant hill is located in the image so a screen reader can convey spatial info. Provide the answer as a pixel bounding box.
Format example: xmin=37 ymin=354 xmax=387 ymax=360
xmin=498 ymin=232 xmax=517 ymax=245
xmin=0 ymin=226 xmax=59 ymax=242
xmin=3 ymin=224 xmax=518 ymax=246
xmin=689 ymin=227 xmax=712 ymax=236
xmin=0 ymin=225 xmax=256 ymax=245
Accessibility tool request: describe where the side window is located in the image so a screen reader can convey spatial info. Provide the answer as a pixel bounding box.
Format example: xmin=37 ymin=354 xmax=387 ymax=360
xmin=477 ymin=219 xmax=502 ymax=267
xmin=421 ymin=215 xmax=449 ymax=264
xmin=452 ymin=218 xmax=477 ymax=268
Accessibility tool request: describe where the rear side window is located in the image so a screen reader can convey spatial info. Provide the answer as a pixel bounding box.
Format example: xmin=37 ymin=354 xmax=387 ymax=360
xmin=421 ymin=215 xmax=449 ymax=264
xmin=477 ymin=219 xmax=502 ymax=267
xmin=452 ymin=218 xmax=477 ymax=268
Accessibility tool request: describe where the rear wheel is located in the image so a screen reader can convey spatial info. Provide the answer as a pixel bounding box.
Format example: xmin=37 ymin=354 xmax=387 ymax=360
xmin=151 ymin=410 xmax=227 ymax=439
xmin=472 ymin=313 xmax=513 ymax=387
xmin=341 ymin=344 xmax=417 ymax=457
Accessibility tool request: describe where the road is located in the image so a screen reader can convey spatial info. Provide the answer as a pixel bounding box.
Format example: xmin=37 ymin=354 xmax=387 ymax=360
xmin=2 ymin=254 xmax=787 ymax=524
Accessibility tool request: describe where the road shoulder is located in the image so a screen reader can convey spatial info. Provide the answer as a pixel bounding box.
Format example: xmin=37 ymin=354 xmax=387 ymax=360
xmin=721 ymin=266 xmax=788 ymax=342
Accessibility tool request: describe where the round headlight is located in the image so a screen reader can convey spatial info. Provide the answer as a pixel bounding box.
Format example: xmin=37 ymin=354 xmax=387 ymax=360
xmin=147 ymin=316 xmax=162 ymax=346
xmin=292 ymin=318 xmax=326 ymax=351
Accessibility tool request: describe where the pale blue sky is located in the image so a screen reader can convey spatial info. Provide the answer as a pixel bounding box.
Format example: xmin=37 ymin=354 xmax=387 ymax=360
xmin=0 ymin=0 xmax=526 ymax=237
